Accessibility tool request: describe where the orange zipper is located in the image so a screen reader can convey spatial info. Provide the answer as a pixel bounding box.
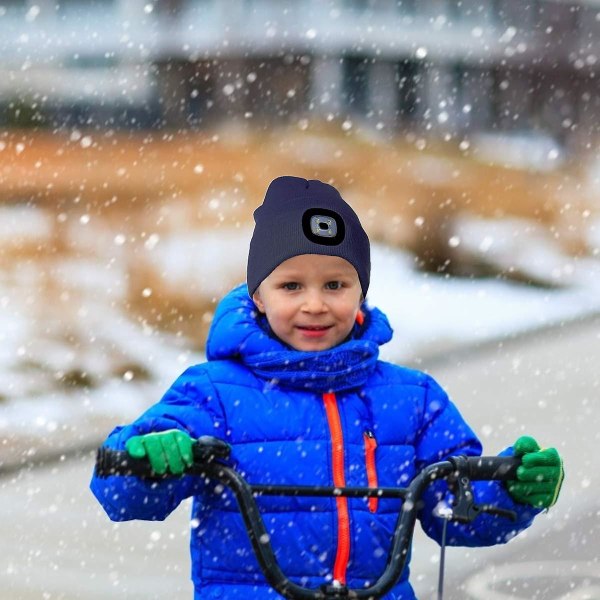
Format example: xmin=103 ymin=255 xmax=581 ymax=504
xmin=322 ymin=392 xmax=350 ymax=586
xmin=363 ymin=430 xmax=379 ymax=513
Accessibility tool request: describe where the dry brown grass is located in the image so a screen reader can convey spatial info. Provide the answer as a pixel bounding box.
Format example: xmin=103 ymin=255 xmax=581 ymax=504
xmin=1 ymin=122 xmax=592 ymax=231
xmin=0 ymin=121 xmax=596 ymax=339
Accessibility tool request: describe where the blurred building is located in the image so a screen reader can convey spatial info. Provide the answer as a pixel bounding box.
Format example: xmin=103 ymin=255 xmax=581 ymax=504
xmin=0 ymin=0 xmax=598 ymax=152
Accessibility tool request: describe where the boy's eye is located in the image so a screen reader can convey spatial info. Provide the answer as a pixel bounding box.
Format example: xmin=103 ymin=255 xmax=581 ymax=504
xmin=326 ymin=281 xmax=342 ymax=290
xmin=283 ymin=282 xmax=299 ymax=290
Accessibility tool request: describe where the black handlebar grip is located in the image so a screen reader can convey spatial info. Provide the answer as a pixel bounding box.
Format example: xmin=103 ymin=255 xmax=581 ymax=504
xmin=94 ymin=435 xmax=232 ymax=479
xmin=466 ymin=456 xmax=520 ymax=481
xmin=95 ymin=447 xmax=156 ymax=478
xmin=194 ymin=435 xmax=232 ymax=462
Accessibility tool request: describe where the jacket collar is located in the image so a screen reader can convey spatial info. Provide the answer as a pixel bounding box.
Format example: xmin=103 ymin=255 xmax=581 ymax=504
xmin=206 ymin=284 xmax=393 ymax=392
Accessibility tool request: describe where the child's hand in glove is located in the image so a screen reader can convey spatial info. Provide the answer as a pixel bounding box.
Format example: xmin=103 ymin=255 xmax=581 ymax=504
xmin=126 ymin=429 xmax=194 ymax=475
xmin=506 ymin=436 xmax=564 ymax=509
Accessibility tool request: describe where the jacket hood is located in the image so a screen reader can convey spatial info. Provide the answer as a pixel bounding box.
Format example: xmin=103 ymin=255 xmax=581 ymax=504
xmin=205 ymin=284 xmax=393 ymax=392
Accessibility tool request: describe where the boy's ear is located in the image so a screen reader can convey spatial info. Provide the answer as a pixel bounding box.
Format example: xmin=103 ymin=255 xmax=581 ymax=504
xmin=252 ymin=289 xmax=265 ymax=313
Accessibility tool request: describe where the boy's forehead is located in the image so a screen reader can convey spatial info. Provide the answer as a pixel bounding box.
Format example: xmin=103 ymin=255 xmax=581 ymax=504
xmin=272 ymin=254 xmax=357 ymax=275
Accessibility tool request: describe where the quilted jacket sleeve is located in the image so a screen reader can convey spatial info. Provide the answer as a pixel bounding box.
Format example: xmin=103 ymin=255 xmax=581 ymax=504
xmin=415 ymin=375 xmax=541 ymax=547
xmin=90 ymin=364 xmax=226 ymax=522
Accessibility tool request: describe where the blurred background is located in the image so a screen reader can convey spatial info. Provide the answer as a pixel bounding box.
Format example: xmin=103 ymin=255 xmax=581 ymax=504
xmin=0 ymin=2 xmax=599 ymax=598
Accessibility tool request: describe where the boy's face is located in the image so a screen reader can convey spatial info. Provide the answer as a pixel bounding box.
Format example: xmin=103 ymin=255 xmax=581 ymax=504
xmin=252 ymin=254 xmax=363 ymax=352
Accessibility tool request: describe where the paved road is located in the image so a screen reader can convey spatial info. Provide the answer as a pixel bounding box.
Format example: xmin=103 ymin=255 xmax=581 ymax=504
xmin=2 ymin=317 xmax=599 ymax=600
xmin=411 ymin=315 xmax=600 ymax=599
xmin=1 ymin=455 xmax=194 ymax=600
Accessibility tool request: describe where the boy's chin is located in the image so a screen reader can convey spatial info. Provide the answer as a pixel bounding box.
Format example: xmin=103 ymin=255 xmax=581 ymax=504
xmin=292 ymin=342 xmax=336 ymax=352
xmin=289 ymin=335 xmax=343 ymax=352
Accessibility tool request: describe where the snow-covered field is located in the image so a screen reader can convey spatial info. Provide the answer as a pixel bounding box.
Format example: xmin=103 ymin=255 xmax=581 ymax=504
xmin=1 ymin=203 xmax=599 ymax=470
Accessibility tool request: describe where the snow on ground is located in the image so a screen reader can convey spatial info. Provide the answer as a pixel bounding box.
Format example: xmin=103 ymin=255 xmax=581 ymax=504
xmin=372 ymin=242 xmax=600 ymax=363
xmin=374 ymin=214 xmax=600 ymax=362
xmin=1 ymin=205 xmax=599 ymax=467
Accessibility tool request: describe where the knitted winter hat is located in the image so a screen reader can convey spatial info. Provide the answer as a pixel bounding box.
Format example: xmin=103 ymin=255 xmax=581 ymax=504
xmin=247 ymin=176 xmax=370 ymax=296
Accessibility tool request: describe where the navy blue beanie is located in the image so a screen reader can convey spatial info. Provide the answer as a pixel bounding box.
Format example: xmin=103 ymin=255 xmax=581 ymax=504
xmin=247 ymin=176 xmax=370 ymax=296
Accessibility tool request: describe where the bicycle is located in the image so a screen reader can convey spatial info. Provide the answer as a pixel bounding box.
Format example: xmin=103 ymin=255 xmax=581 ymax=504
xmin=95 ymin=436 xmax=521 ymax=600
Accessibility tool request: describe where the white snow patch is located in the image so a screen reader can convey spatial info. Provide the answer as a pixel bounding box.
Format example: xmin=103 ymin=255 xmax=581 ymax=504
xmin=472 ymin=132 xmax=564 ymax=172
xmin=0 ymin=204 xmax=54 ymax=246
xmin=151 ymin=227 xmax=251 ymax=299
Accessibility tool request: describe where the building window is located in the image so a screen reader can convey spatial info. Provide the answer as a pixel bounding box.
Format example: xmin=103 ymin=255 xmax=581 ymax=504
xmin=452 ymin=63 xmax=466 ymax=110
xmin=343 ymin=0 xmax=369 ymax=11
xmin=342 ymin=56 xmax=370 ymax=115
xmin=396 ymin=59 xmax=422 ymax=122
xmin=0 ymin=0 xmax=26 ymax=17
xmin=397 ymin=0 xmax=416 ymax=15
xmin=447 ymin=0 xmax=492 ymax=23
xmin=56 ymin=0 xmax=115 ymax=17
xmin=446 ymin=0 xmax=461 ymax=21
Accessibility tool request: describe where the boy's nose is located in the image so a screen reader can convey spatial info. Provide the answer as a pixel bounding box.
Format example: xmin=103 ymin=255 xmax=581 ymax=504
xmin=301 ymin=290 xmax=327 ymax=313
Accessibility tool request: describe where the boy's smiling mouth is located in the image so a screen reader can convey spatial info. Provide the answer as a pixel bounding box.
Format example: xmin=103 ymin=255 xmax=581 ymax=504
xmin=296 ymin=324 xmax=333 ymax=338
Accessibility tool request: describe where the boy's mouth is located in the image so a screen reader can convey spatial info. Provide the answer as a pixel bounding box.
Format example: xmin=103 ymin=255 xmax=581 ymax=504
xmin=296 ymin=325 xmax=333 ymax=337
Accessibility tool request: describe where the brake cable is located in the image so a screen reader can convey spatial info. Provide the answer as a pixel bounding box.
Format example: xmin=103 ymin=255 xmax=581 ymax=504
xmin=434 ymin=502 xmax=452 ymax=600
xmin=438 ymin=517 xmax=449 ymax=600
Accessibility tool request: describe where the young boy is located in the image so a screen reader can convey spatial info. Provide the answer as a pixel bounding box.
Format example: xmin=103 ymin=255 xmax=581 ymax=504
xmin=91 ymin=176 xmax=563 ymax=599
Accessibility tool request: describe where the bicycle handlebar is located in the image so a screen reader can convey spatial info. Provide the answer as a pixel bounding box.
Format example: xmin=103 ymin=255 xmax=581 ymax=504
xmin=94 ymin=436 xmax=520 ymax=600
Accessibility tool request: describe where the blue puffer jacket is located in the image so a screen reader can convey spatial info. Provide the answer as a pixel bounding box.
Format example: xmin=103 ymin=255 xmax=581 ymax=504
xmin=91 ymin=284 xmax=538 ymax=599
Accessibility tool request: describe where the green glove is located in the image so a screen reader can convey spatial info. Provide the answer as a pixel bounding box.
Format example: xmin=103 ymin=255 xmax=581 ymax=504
xmin=506 ymin=436 xmax=564 ymax=509
xmin=125 ymin=429 xmax=195 ymax=475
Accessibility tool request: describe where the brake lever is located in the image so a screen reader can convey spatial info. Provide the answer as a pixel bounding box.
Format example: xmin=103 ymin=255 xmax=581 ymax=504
xmin=446 ymin=456 xmax=478 ymax=524
xmin=446 ymin=456 xmax=517 ymax=523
